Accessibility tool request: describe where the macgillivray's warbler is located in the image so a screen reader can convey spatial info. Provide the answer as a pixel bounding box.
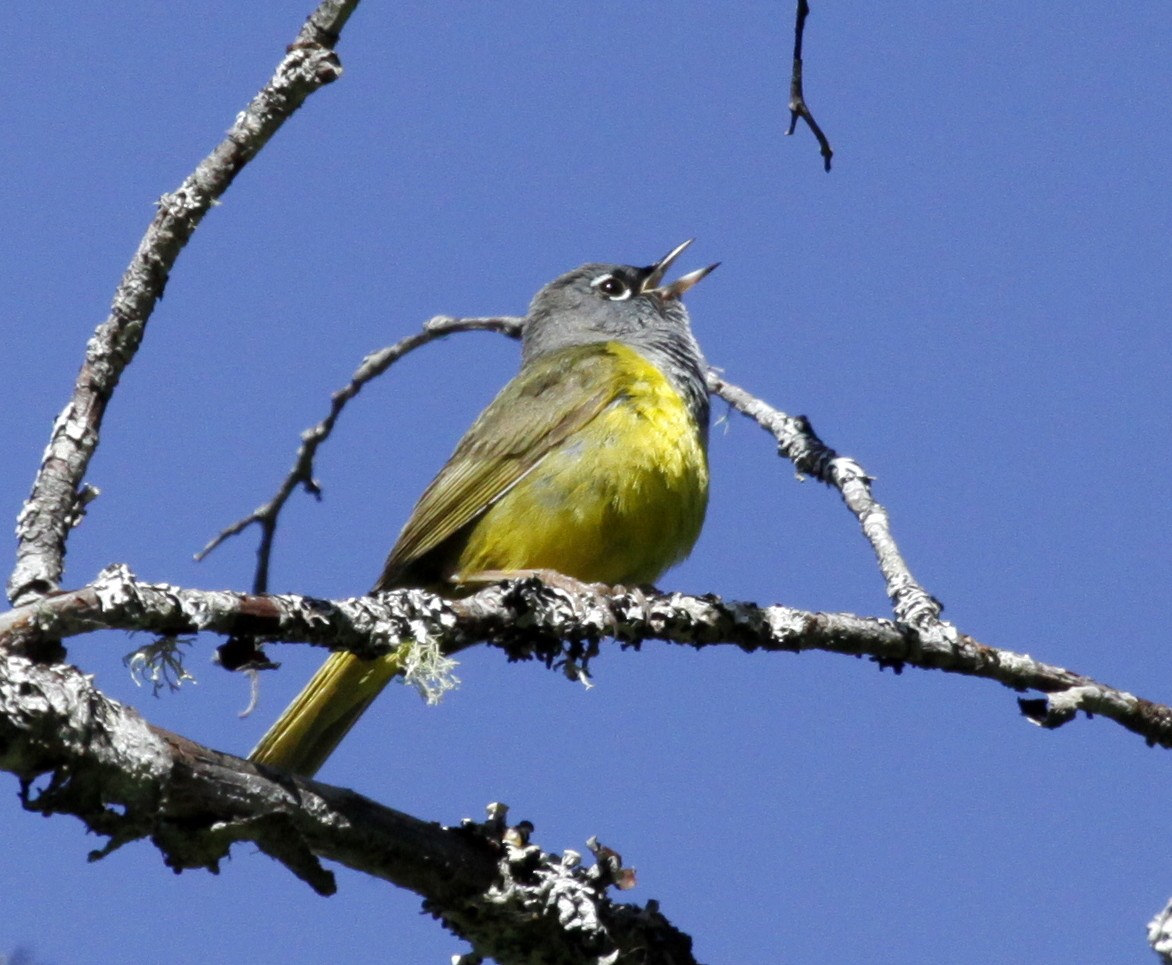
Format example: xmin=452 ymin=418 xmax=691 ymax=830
xmin=249 ymin=240 xmax=717 ymax=776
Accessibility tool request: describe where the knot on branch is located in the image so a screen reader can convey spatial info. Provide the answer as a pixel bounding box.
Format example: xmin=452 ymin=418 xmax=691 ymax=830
xmin=1019 ymin=686 xmax=1102 ymax=729
xmin=437 ymin=804 xmax=697 ymax=965
xmin=285 ymin=40 xmax=344 ymax=86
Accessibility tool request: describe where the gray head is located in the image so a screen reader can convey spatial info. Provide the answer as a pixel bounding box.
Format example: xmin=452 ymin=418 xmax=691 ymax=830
xmin=522 ymin=241 xmax=717 ymax=424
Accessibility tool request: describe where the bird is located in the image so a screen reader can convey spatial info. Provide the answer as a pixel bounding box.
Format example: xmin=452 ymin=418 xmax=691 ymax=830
xmin=249 ymin=241 xmax=717 ymax=776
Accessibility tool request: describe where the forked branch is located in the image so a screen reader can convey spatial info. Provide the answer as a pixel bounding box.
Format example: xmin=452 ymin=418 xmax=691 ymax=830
xmin=786 ymin=0 xmax=834 ymax=171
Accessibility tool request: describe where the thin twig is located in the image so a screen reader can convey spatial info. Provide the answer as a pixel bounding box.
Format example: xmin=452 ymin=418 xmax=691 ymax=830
xmin=5 ymin=0 xmax=361 ymax=608
xmin=786 ymin=0 xmax=834 ymax=172
xmin=707 ymin=370 xmax=943 ymax=633
xmin=196 ymin=315 xmax=523 ymax=593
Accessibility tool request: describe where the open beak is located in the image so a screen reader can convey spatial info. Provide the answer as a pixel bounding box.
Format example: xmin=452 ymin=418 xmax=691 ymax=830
xmin=641 ymin=239 xmax=720 ymax=300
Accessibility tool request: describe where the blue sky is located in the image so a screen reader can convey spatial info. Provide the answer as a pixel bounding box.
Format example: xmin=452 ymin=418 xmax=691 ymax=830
xmin=2 ymin=2 xmax=1171 ymax=963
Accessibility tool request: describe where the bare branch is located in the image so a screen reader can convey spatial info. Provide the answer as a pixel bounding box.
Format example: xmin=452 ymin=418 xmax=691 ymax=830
xmin=196 ymin=315 xmax=524 ymax=593
xmin=786 ymin=0 xmax=834 ymax=171
xmin=708 ymin=371 xmax=944 ymax=634
xmin=6 ymin=0 xmax=361 ymax=607
xmin=0 ymin=647 xmax=698 ymax=964
xmin=4 ymin=565 xmax=1171 ymax=750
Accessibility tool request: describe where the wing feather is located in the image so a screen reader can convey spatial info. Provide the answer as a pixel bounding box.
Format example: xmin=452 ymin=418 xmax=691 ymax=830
xmin=375 ymin=345 xmax=624 ymax=589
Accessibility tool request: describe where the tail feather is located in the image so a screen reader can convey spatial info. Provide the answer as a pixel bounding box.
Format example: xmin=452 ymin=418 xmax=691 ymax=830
xmin=249 ymin=649 xmax=404 ymax=777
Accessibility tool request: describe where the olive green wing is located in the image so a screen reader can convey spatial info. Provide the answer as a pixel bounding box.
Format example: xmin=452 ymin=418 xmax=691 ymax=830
xmin=374 ymin=344 xmax=623 ymax=589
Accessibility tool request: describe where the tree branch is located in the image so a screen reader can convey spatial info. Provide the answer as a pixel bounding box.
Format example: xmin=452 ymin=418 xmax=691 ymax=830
xmin=786 ymin=0 xmax=834 ymax=171
xmin=0 ymin=646 xmax=699 ymax=965
xmin=8 ymin=569 xmax=1169 ymax=959
xmin=707 ymin=372 xmax=944 ymax=634
xmin=4 ymin=566 xmax=1170 ymax=750
xmin=6 ymin=0 xmax=360 ymax=607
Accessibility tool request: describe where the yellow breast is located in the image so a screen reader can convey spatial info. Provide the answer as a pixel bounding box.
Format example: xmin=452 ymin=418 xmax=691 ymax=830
xmin=456 ymin=341 xmax=709 ymax=585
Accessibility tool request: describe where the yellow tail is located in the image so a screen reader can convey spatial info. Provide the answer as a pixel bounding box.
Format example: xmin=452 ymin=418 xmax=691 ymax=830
xmin=248 ymin=649 xmax=405 ymax=777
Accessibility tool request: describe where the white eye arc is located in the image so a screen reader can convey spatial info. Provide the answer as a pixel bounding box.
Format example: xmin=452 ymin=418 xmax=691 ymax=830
xmin=590 ymin=273 xmax=632 ymax=301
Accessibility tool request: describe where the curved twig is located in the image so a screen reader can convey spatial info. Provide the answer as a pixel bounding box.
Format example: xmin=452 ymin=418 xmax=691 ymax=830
xmin=195 ymin=315 xmax=523 ymax=593
xmin=5 ymin=0 xmax=360 ymax=607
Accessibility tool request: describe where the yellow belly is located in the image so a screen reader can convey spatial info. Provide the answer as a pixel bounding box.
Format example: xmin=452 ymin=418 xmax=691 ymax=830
xmin=454 ymin=342 xmax=708 ymax=585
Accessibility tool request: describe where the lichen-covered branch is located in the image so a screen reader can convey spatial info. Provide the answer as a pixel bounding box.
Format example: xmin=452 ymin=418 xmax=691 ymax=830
xmin=8 ymin=569 xmax=1166 ymax=959
xmin=0 ymin=646 xmax=699 ymax=965
xmin=708 ymin=371 xmax=945 ymax=635
xmin=6 ymin=0 xmax=360 ymax=607
xmin=4 ymin=565 xmax=1171 ymax=750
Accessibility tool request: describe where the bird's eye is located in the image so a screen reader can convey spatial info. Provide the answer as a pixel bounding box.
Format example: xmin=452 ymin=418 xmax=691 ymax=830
xmin=591 ymin=274 xmax=632 ymax=301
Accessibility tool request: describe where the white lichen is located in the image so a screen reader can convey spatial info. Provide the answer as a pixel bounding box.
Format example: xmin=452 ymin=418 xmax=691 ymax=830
xmin=399 ymin=632 xmax=460 ymax=705
xmin=124 ymin=636 xmax=197 ymax=695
